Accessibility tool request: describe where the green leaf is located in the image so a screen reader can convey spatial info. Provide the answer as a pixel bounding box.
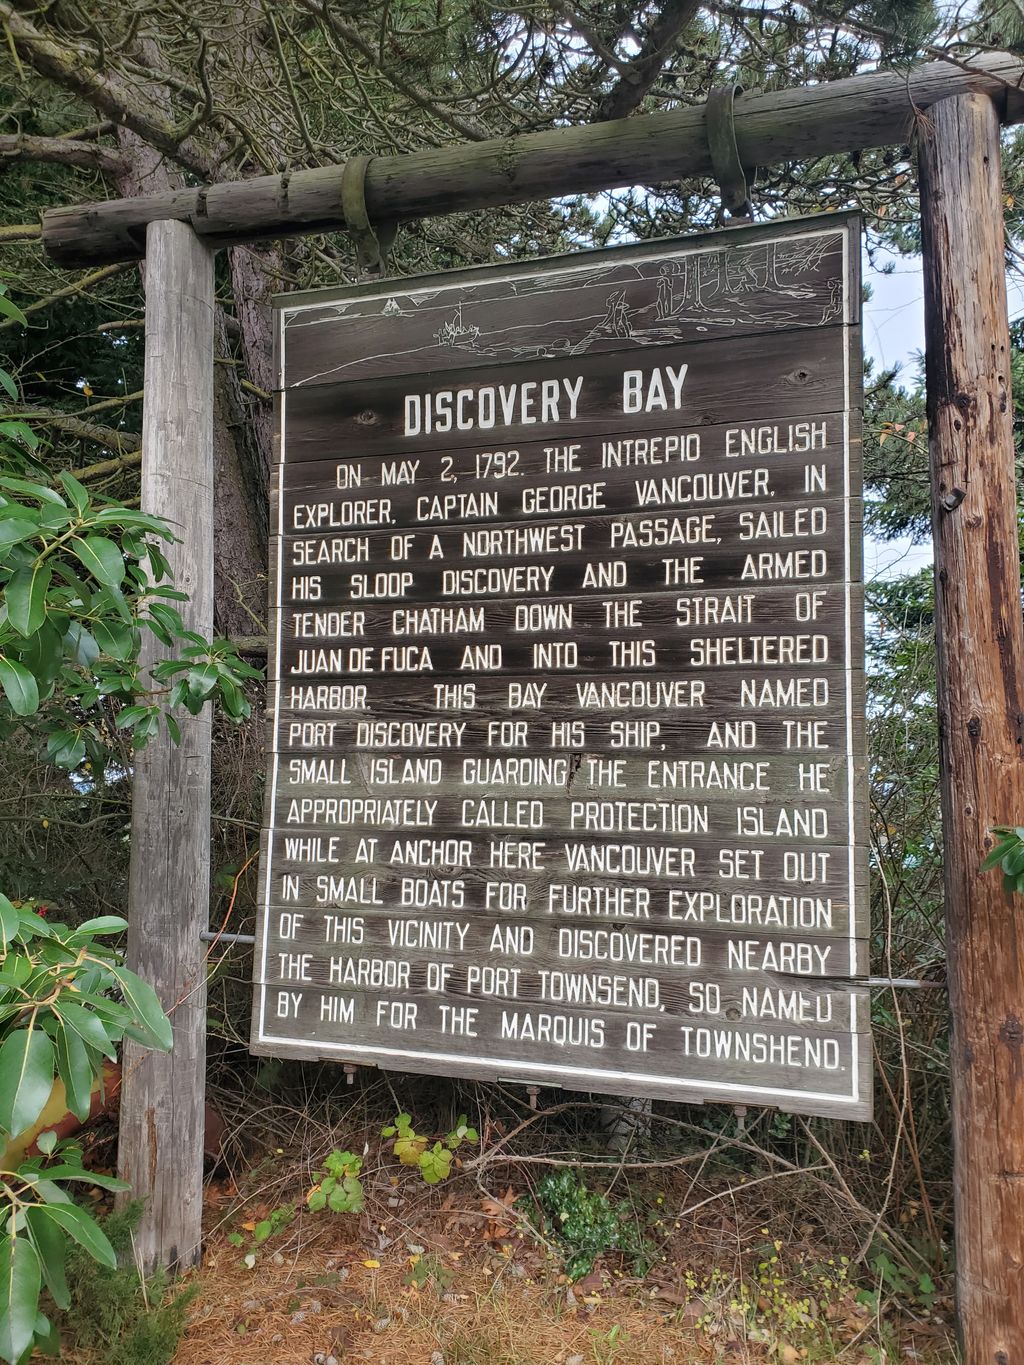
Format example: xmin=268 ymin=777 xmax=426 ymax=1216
xmin=24 ymin=1206 xmax=70 ymax=1310
xmin=0 ymin=1027 xmax=55 ymax=1137
xmin=71 ymin=534 xmax=124 ymax=588
xmin=45 ymin=731 xmax=86 ymax=770
xmin=18 ymin=622 xmax=62 ymax=688
xmin=0 ymin=892 xmax=18 ymax=946
xmin=56 ymin=473 xmax=89 ymax=517
xmin=187 ymin=662 xmax=220 ymax=699
xmin=26 ymin=1165 xmax=127 ymax=1192
xmin=0 ymin=367 xmax=17 ymax=401
xmin=0 ymin=477 xmax=63 ymax=506
xmin=53 ymin=1025 xmax=92 ymax=1125
xmin=67 ymin=916 xmax=128 ymax=941
xmin=0 ymin=1233 xmax=41 ymax=1365
xmin=0 ymin=517 xmax=38 ymax=554
xmin=32 ymin=1309 xmax=60 ymax=1357
xmin=53 ymin=1000 xmax=116 ymax=1061
xmin=91 ymin=619 xmax=137 ymax=661
xmin=0 ymin=291 xmax=28 ymax=326
xmin=63 ymin=621 xmax=100 ymax=668
xmin=5 ymin=562 xmax=51 ymax=637
xmin=981 ymin=837 xmax=1017 ymax=872
xmin=33 ymin=1203 xmax=116 ymax=1270
xmin=0 ymin=657 xmax=39 ymax=715
xmin=109 ymin=966 xmax=172 ymax=1051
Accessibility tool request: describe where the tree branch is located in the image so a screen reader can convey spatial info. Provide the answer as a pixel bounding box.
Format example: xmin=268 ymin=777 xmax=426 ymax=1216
xmin=0 ymin=263 xmax=134 ymax=331
xmin=0 ymin=222 xmax=41 ymax=243
xmin=0 ymin=132 xmax=126 ymax=175
xmin=17 ymin=407 xmax=140 ymax=453
xmin=296 ymin=0 xmax=489 ymax=142
xmin=595 ymin=0 xmax=701 ymax=121
xmin=74 ymin=446 xmax=142 ymax=481
xmin=0 ymin=2 xmax=215 ymax=176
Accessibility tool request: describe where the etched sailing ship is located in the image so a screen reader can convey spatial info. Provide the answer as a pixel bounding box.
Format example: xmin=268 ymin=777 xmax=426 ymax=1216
xmin=435 ymin=302 xmax=480 ymax=349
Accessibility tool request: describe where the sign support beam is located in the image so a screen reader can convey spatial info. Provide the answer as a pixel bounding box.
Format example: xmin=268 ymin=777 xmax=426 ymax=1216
xmin=117 ymin=219 xmax=215 ymax=1274
xmin=39 ymin=53 xmax=1024 ymax=269
xmin=919 ymin=91 xmax=1024 ymax=1363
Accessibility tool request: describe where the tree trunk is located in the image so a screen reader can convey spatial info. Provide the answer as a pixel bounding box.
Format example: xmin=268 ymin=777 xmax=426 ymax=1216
xmin=919 ymin=90 xmax=1024 ymax=1363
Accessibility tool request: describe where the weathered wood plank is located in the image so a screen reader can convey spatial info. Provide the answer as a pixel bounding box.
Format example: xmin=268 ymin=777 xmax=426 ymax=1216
xmin=274 ymin=416 xmax=853 ymax=533
xmin=270 ymin=505 xmax=864 ymax=608
xmin=275 ymin=328 xmax=850 ymax=462
xmin=280 ymin=223 xmax=852 ymax=387
xmin=266 ymin=668 xmax=865 ymax=740
xmin=118 ymin=222 xmax=214 ymax=1275
xmin=249 ymin=988 xmax=873 ymax=1120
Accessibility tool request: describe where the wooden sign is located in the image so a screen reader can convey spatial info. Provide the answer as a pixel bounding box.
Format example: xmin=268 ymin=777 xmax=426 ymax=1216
xmin=251 ymin=213 xmax=870 ymax=1120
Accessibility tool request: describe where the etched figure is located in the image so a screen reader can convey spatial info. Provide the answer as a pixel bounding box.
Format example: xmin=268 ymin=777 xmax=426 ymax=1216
xmin=656 ymin=267 xmax=675 ymax=319
xmin=601 ymin=289 xmax=633 ymax=337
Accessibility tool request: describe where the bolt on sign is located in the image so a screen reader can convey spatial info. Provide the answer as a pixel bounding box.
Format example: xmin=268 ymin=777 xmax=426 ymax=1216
xmin=250 ymin=211 xmax=871 ymax=1120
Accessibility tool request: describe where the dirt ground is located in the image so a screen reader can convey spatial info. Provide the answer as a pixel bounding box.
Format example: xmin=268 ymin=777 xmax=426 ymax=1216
xmin=170 ymin=1169 xmax=957 ymax=1365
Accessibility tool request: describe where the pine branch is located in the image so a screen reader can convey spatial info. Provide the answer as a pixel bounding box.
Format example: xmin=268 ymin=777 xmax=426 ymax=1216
xmin=595 ymin=0 xmax=701 ymax=121
xmin=0 ymin=263 xmax=134 ymax=331
xmin=296 ymin=0 xmax=489 ymax=142
xmin=16 ymin=407 xmax=140 ymax=454
xmin=0 ymin=1 xmax=215 ymax=176
xmin=0 ymin=132 xmax=126 ymax=175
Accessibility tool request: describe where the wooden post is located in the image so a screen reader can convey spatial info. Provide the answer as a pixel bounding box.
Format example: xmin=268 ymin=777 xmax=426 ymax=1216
xmin=117 ymin=220 xmax=215 ymax=1274
xmin=919 ymin=92 xmax=1024 ymax=1362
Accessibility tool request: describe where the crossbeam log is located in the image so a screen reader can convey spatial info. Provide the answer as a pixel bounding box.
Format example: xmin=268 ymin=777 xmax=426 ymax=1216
xmin=41 ymin=54 xmax=1024 ymax=267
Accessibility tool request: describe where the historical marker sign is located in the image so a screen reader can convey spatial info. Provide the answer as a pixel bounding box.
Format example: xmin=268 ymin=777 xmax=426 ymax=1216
xmin=251 ymin=212 xmax=870 ymax=1119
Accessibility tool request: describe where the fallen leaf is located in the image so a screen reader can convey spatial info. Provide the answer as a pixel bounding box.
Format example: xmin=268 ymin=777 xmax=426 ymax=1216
xmin=362 ymin=1259 xmax=381 ymax=1269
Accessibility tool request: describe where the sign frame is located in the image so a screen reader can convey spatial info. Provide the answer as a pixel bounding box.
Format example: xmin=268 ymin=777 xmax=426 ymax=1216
xmin=251 ymin=211 xmax=870 ymax=1120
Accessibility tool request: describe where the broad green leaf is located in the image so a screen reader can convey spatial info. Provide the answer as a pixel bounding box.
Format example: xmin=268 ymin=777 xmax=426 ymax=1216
xmin=0 ymin=1027 xmax=55 ymax=1137
xmin=0 ymin=892 xmax=17 ymax=946
xmin=22 ymin=1165 xmax=127 ymax=1193
xmin=5 ymin=562 xmax=51 ymax=636
xmin=0 ymin=1233 xmax=41 ymax=1365
xmin=33 ymin=1203 xmax=116 ymax=1270
xmin=45 ymin=731 xmax=86 ymax=770
xmin=0 ymin=657 xmax=39 ymax=715
xmin=25 ymin=1207 xmax=69 ymax=1311
xmin=67 ymin=916 xmax=128 ymax=941
xmin=32 ymin=1309 xmax=60 ymax=1357
xmin=71 ymin=534 xmax=124 ymax=588
xmin=18 ymin=622 xmax=62 ymax=687
xmin=187 ymin=662 xmax=220 ymax=699
xmin=50 ymin=1023 xmax=92 ymax=1123
xmin=0 ymin=477 xmax=63 ymax=506
xmin=0 ymin=367 xmax=17 ymax=400
xmin=63 ymin=621 xmax=99 ymax=668
xmin=53 ymin=1000 xmax=116 ymax=1061
xmin=0 ymin=955 xmax=31 ymax=988
xmin=109 ymin=966 xmax=172 ymax=1051
xmin=0 ymin=517 xmax=37 ymax=554
xmin=91 ymin=619 xmax=137 ymax=661
xmin=56 ymin=472 xmax=89 ymax=517
xmin=0 ymin=291 xmax=28 ymax=326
